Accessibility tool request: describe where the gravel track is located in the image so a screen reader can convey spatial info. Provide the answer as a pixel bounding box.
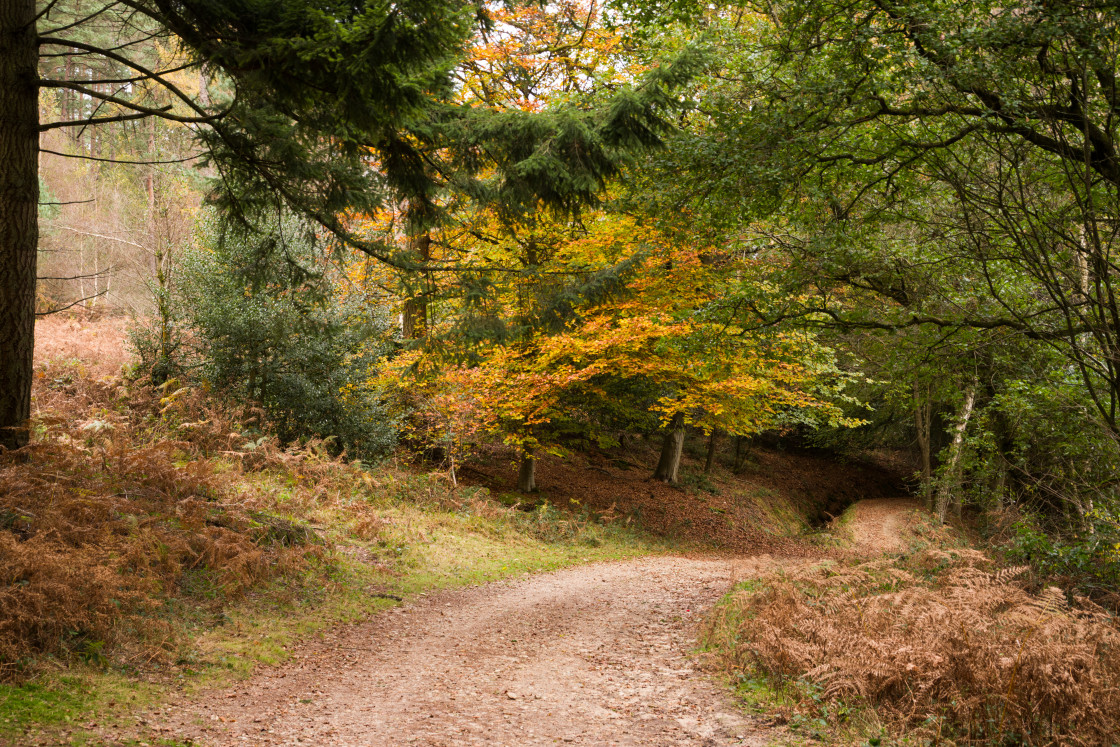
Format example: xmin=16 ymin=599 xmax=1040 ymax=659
xmin=845 ymin=497 xmax=921 ymax=554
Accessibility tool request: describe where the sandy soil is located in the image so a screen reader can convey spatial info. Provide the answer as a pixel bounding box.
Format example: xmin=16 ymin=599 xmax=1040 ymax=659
xmin=149 ymin=499 xmax=918 ymax=746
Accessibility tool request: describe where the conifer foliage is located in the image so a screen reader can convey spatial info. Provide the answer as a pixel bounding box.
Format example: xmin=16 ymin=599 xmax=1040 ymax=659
xmin=0 ymin=0 xmax=694 ymax=450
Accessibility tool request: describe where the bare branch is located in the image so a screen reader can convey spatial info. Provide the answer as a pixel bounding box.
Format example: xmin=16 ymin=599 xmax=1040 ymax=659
xmin=742 ymin=300 xmax=1099 ymax=341
xmin=53 ymin=226 xmax=149 ymax=253
xmin=28 ymin=0 xmax=63 ymax=28
xmin=40 ymin=148 xmax=203 ymax=166
xmin=38 ymin=266 xmax=119 ymax=281
xmin=50 ymin=62 xmax=197 ymax=87
xmin=37 ymin=37 xmax=225 ymax=123
xmin=37 ymin=79 xmax=218 ymax=127
xmin=39 ymin=107 xmax=168 ymax=132
xmin=35 ymin=291 xmax=110 ymax=317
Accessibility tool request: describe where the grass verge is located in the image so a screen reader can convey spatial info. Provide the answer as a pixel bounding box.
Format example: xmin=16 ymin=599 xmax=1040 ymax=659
xmin=4 ymin=482 xmax=660 ymax=747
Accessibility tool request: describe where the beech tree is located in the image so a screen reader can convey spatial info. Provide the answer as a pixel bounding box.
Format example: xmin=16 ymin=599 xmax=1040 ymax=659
xmin=384 ymin=214 xmax=861 ymax=488
xmin=0 ymin=0 xmax=694 ymax=450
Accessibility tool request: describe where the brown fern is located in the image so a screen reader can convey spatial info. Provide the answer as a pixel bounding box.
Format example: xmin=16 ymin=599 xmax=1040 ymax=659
xmin=702 ymin=550 xmax=1120 ymax=744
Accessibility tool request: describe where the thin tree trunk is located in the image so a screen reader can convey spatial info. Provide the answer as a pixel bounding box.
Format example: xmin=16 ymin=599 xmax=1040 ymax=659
xmin=914 ymin=381 xmax=933 ymax=510
xmin=988 ymin=464 xmax=1006 ymax=513
xmin=77 ymin=237 xmax=86 ymax=308
xmin=198 ymin=66 xmax=211 ymax=108
xmin=0 ymin=0 xmax=40 ymax=450
xmin=734 ymin=435 xmax=747 ymax=472
xmin=401 ymin=210 xmax=431 ymax=339
xmin=653 ymin=413 xmax=686 ymax=484
xmin=148 ymin=121 xmax=175 ymax=384
xmin=517 ymin=446 xmax=536 ymax=493
xmin=147 ymin=118 xmax=157 ymax=271
xmin=91 ymin=243 xmax=100 ymax=309
xmin=936 ymin=384 xmax=977 ymax=523
xmin=704 ymin=430 xmax=718 ymax=474
xmin=986 ymin=412 xmax=1012 ymax=513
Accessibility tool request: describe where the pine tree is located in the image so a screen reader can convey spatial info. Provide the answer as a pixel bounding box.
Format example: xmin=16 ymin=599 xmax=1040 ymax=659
xmin=0 ymin=0 xmax=696 ymax=450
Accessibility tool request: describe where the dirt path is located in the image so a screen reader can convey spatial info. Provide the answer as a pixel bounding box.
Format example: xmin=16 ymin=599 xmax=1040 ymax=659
xmin=152 ymin=499 xmax=919 ymax=746
xmin=157 ymin=557 xmax=765 ymax=746
xmin=844 ymin=497 xmax=922 ymax=554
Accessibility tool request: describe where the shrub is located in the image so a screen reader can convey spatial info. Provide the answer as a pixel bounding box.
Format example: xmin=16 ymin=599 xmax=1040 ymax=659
xmin=178 ymin=213 xmax=398 ymax=461
xmin=1001 ymin=509 xmax=1120 ymax=600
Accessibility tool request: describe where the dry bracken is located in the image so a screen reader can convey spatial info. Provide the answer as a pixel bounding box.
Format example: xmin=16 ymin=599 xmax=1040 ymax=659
xmin=703 ymin=549 xmax=1120 ymax=745
xmin=0 ymin=360 xmax=323 ymax=680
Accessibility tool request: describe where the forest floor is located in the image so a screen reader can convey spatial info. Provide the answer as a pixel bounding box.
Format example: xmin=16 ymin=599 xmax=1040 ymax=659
xmin=6 ymin=314 xmax=921 ymax=746
xmin=145 ymin=500 xmax=921 ymax=747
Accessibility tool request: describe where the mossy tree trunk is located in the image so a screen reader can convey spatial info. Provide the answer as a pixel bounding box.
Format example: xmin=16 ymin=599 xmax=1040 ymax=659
xmin=936 ymin=383 xmax=977 ymax=523
xmin=914 ymin=381 xmax=933 ymax=511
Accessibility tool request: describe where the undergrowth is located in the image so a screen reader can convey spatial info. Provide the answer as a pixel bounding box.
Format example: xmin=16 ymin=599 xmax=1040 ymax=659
xmin=2 ymin=358 xmax=658 ymax=744
xmin=985 ymin=505 xmax=1120 ymax=608
xmin=0 ymin=363 xmax=327 ymax=682
xmin=702 ymin=549 xmax=1120 ymax=745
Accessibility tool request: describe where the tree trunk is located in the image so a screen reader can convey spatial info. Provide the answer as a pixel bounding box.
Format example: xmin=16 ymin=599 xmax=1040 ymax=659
xmin=914 ymin=381 xmax=933 ymax=510
xmin=734 ymin=435 xmax=747 ymax=472
xmin=704 ymin=430 xmax=718 ymax=473
xmin=653 ymin=413 xmax=686 ymax=484
xmin=936 ymin=384 xmax=977 ymax=523
xmin=401 ymin=221 xmax=431 ymax=340
xmin=0 ymin=0 xmax=40 ymax=451
xmin=402 ymin=297 xmax=426 ymax=339
xmin=987 ymin=462 xmax=1006 ymax=513
xmin=517 ymin=446 xmax=536 ymax=493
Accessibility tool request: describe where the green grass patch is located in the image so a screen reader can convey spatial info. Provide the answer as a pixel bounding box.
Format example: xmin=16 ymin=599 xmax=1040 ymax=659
xmin=0 ymin=673 xmax=167 ymax=745
xmin=727 ymin=485 xmax=808 ymax=536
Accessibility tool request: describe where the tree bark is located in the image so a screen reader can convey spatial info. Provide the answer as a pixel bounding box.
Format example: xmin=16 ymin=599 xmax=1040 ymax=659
xmin=936 ymin=383 xmax=977 ymax=523
xmin=734 ymin=435 xmax=748 ymax=472
xmin=653 ymin=412 xmax=686 ymax=484
xmin=914 ymin=381 xmax=933 ymax=510
xmin=517 ymin=446 xmax=536 ymax=493
xmin=0 ymin=0 xmax=40 ymax=450
xmin=704 ymin=430 xmax=718 ymax=474
xmin=401 ymin=221 xmax=431 ymax=340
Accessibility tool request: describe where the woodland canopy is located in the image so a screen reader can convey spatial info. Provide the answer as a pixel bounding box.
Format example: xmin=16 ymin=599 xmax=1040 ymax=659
xmin=4 ymin=0 xmax=1120 ymax=586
